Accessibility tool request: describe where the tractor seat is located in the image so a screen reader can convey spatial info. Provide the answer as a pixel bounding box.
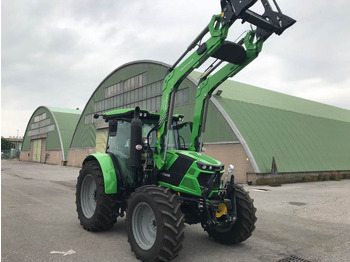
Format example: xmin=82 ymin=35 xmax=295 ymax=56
xmin=211 ymin=41 xmax=246 ymax=65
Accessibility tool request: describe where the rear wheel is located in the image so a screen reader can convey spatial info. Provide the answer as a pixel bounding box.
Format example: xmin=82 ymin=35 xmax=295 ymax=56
xmin=76 ymin=161 xmax=120 ymax=231
xmin=206 ymin=184 xmax=257 ymax=244
xmin=126 ymin=186 xmax=185 ymax=261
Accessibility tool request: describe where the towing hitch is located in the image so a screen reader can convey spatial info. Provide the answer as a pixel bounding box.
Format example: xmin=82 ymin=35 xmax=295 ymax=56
xmin=199 ymin=169 xmax=238 ymax=230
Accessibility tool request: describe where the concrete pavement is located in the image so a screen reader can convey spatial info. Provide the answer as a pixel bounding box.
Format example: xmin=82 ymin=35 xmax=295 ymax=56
xmin=1 ymin=160 xmax=350 ymax=261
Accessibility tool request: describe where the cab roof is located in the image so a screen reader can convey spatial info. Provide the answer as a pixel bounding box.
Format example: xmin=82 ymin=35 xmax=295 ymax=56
xmin=102 ymin=108 xmax=184 ymax=122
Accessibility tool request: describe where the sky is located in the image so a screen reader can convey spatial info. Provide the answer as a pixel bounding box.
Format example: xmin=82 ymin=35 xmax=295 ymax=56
xmin=1 ymin=0 xmax=350 ymax=138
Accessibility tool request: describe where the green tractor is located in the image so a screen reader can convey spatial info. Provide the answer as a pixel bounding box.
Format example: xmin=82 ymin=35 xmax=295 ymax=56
xmin=76 ymin=0 xmax=295 ymax=261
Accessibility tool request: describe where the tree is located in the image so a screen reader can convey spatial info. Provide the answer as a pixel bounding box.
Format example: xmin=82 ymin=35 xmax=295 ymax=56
xmin=1 ymin=137 xmax=11 ymax=150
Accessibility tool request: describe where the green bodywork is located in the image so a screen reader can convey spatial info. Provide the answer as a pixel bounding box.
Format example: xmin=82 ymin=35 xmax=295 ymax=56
xmin=153 ymin=15 xmax=264 ymax=169
xmin=159 ymin=150 xmax=223 ymax=197
xmin=154 ymin=14 xmax=229 ymax=169
xmin=85 ymin=108 xmax=225 ymax=196
xmin=84 ymin=153 xmax=118 ymax=194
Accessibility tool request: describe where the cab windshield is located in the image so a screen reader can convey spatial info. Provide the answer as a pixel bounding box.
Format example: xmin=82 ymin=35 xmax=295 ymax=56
xmin=107 ymin=119 xmax=179 ymax=157
xmin=106 ymin=119 xmax=181 ymax=182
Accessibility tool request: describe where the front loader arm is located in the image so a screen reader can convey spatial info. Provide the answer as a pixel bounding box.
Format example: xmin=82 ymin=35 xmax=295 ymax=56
xmin=154 ymin=0 xmax=295 ymax=169
xmin=188 ymin=31 xmax=263 ymax=152
xmin=154 ymin=15 xmax=231 ymax=169
xmin=188 ymin=0 xmax=296 ymax=152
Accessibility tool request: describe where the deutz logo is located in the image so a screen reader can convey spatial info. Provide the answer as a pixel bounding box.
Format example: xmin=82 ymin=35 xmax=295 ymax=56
xmin=161 ymin=173 xmax=171 ymax=178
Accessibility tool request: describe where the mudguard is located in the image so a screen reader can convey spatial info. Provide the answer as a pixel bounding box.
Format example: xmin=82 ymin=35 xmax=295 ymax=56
xmin=83 ymin=153 xmax=117 ymax=194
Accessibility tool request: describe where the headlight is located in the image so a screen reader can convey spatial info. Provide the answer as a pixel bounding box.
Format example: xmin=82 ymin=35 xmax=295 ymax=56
xmin=197 ymin=162 xmax=224 ymax=171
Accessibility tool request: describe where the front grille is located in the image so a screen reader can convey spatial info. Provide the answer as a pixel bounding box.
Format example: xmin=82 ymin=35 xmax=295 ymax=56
xmin=197 ymin=172 xmax=221 ymax=189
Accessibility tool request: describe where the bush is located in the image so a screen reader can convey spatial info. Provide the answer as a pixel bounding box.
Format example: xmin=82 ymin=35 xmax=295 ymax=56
xmin=342 ymin=173 xmax=350 ymax=179
xmin=330 ymin=172 xmax=340 ymax=181
xmin=301 ymin=176 xmax=313 ymax=182
xmin=301 ymin=176 xmax=307 ymax=182
xmin=301 ymin=173 xmax=349 ymax=182
xmin=322 ymin=174 xmax=330 ymax=181
xmin=317 ymin=174 xmax=330 ymax=181
xmin=311 ymin=176 xmax=318 ymax=182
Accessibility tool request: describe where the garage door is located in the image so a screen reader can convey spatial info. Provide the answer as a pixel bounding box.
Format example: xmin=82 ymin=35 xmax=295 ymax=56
xmin=32 ymin=139 xmax=42 ymax=162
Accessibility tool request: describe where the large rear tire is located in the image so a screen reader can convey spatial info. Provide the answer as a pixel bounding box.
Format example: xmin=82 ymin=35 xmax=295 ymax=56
xmin=76 ymin=161 xmax=120 ymax=231
xmin=207 ymin=184 xmax=257 ymax=244
xmin=126 ymin=186 xmax=185 ymax=261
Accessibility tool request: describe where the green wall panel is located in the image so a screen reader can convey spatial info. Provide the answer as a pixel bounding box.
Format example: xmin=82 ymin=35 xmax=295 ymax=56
xmin=219 ymin=99 xmax=350 ymax=173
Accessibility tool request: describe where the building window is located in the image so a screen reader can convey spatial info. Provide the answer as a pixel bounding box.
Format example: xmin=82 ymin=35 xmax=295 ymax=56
xmin=31 ymin=122 xmax=39 ymax=129
xmin=34 ymin=113 xmax=46 ymax=123
xmin=175 ymin=88 xmax=190 ymax=107
xmin=40 ymin=118 xmax=51 ymax=127
xmin=104 ymin=73 xmax=147 ymax=100
xmin=29 ymin=113 xmax=54 ymax=136
xmin=28 ymin=124 xmax=55 ymax=136
xmin=87 ymin=71 xmax=189 ymax=125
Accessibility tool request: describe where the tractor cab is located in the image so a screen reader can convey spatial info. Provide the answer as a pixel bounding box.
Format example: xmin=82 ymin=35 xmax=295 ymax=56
xmin=102 ymin=107 xmax=224 ymax=197
xmin=100 ymin=107 xmax=186 ymax=185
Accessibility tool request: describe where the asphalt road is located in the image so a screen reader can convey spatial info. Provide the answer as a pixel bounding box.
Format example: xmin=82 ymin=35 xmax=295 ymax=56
xmin=2 ymin=160 xmax=350 ymax=262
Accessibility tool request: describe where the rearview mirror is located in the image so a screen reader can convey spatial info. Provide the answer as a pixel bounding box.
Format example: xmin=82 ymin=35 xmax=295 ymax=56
xmin=109 ymin=120 xmax=118 ymax=137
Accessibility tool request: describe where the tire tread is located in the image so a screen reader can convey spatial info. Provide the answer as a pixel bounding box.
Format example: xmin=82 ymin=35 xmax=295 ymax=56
xmin=127 ymin=185 xmax=185 ymax=262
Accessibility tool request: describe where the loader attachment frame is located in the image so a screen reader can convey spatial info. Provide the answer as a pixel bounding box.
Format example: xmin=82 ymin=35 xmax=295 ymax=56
xmin=154 ymin=0 xmax=295 ymax=169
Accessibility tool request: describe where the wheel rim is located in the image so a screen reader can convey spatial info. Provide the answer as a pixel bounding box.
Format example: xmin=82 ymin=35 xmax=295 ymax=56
xmin=80 ymin=174 xmax=97 ymax=219
xmin=132 ymin=202 xmax=157 ymax=250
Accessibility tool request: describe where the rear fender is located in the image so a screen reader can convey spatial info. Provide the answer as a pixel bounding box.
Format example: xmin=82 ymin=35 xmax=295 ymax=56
xmin=83 ymin=153 xmax=117 ymax=194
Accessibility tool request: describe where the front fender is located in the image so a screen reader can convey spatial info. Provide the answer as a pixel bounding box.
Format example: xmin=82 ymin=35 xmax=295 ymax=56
xmin=83 ymin=153 xmax=117 ymax=194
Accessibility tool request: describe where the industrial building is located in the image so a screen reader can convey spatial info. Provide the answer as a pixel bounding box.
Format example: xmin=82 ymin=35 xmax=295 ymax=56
xmin=67 ymin=60 xmax=236 ymax=167
xmin=1 ymin=137 xmax=23 ymax=159
xmin=20 ymin=106 xmax=82 ymax=165
xmin=66 ymin=60 xmax=350 ymax=183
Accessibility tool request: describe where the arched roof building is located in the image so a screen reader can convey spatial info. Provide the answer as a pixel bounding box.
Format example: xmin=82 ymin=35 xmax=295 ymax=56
xmin=67 ymin=60 xmax=350 ymax=183
xmin=20 ymin=106 xmax=82 ymax=165
xmin=203 ymin=73 xmax=350 ymax=174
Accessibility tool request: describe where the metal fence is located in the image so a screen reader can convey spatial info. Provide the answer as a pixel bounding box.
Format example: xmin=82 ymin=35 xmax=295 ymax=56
xmin=1 ymin=149 xmax=20 ymax=159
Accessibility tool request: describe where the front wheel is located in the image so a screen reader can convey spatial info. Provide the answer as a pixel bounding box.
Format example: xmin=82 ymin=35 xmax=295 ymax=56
xmin=76 ymin=161 xmax=120 ymax=231
xmin=206 ymin=184 xmax=257 ymax=244
xmin=126 ymin=186 xmax=185 ymax=261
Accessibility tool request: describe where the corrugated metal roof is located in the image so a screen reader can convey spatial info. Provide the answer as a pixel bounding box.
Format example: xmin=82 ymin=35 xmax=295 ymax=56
xmin=216 ymin=81 xmax=350 ymax=123
xmin=48 ymin=107 xmax=82 ymax=115
xmin=204 ymin=76 xmax=350 ymax=173
xmin=190 ymin=71 xmax=350 ymax=123
xmin=50 ymin=109 xmax=81 ymax=160
xmin=218 ymin=98 xmax=350 ymax=172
